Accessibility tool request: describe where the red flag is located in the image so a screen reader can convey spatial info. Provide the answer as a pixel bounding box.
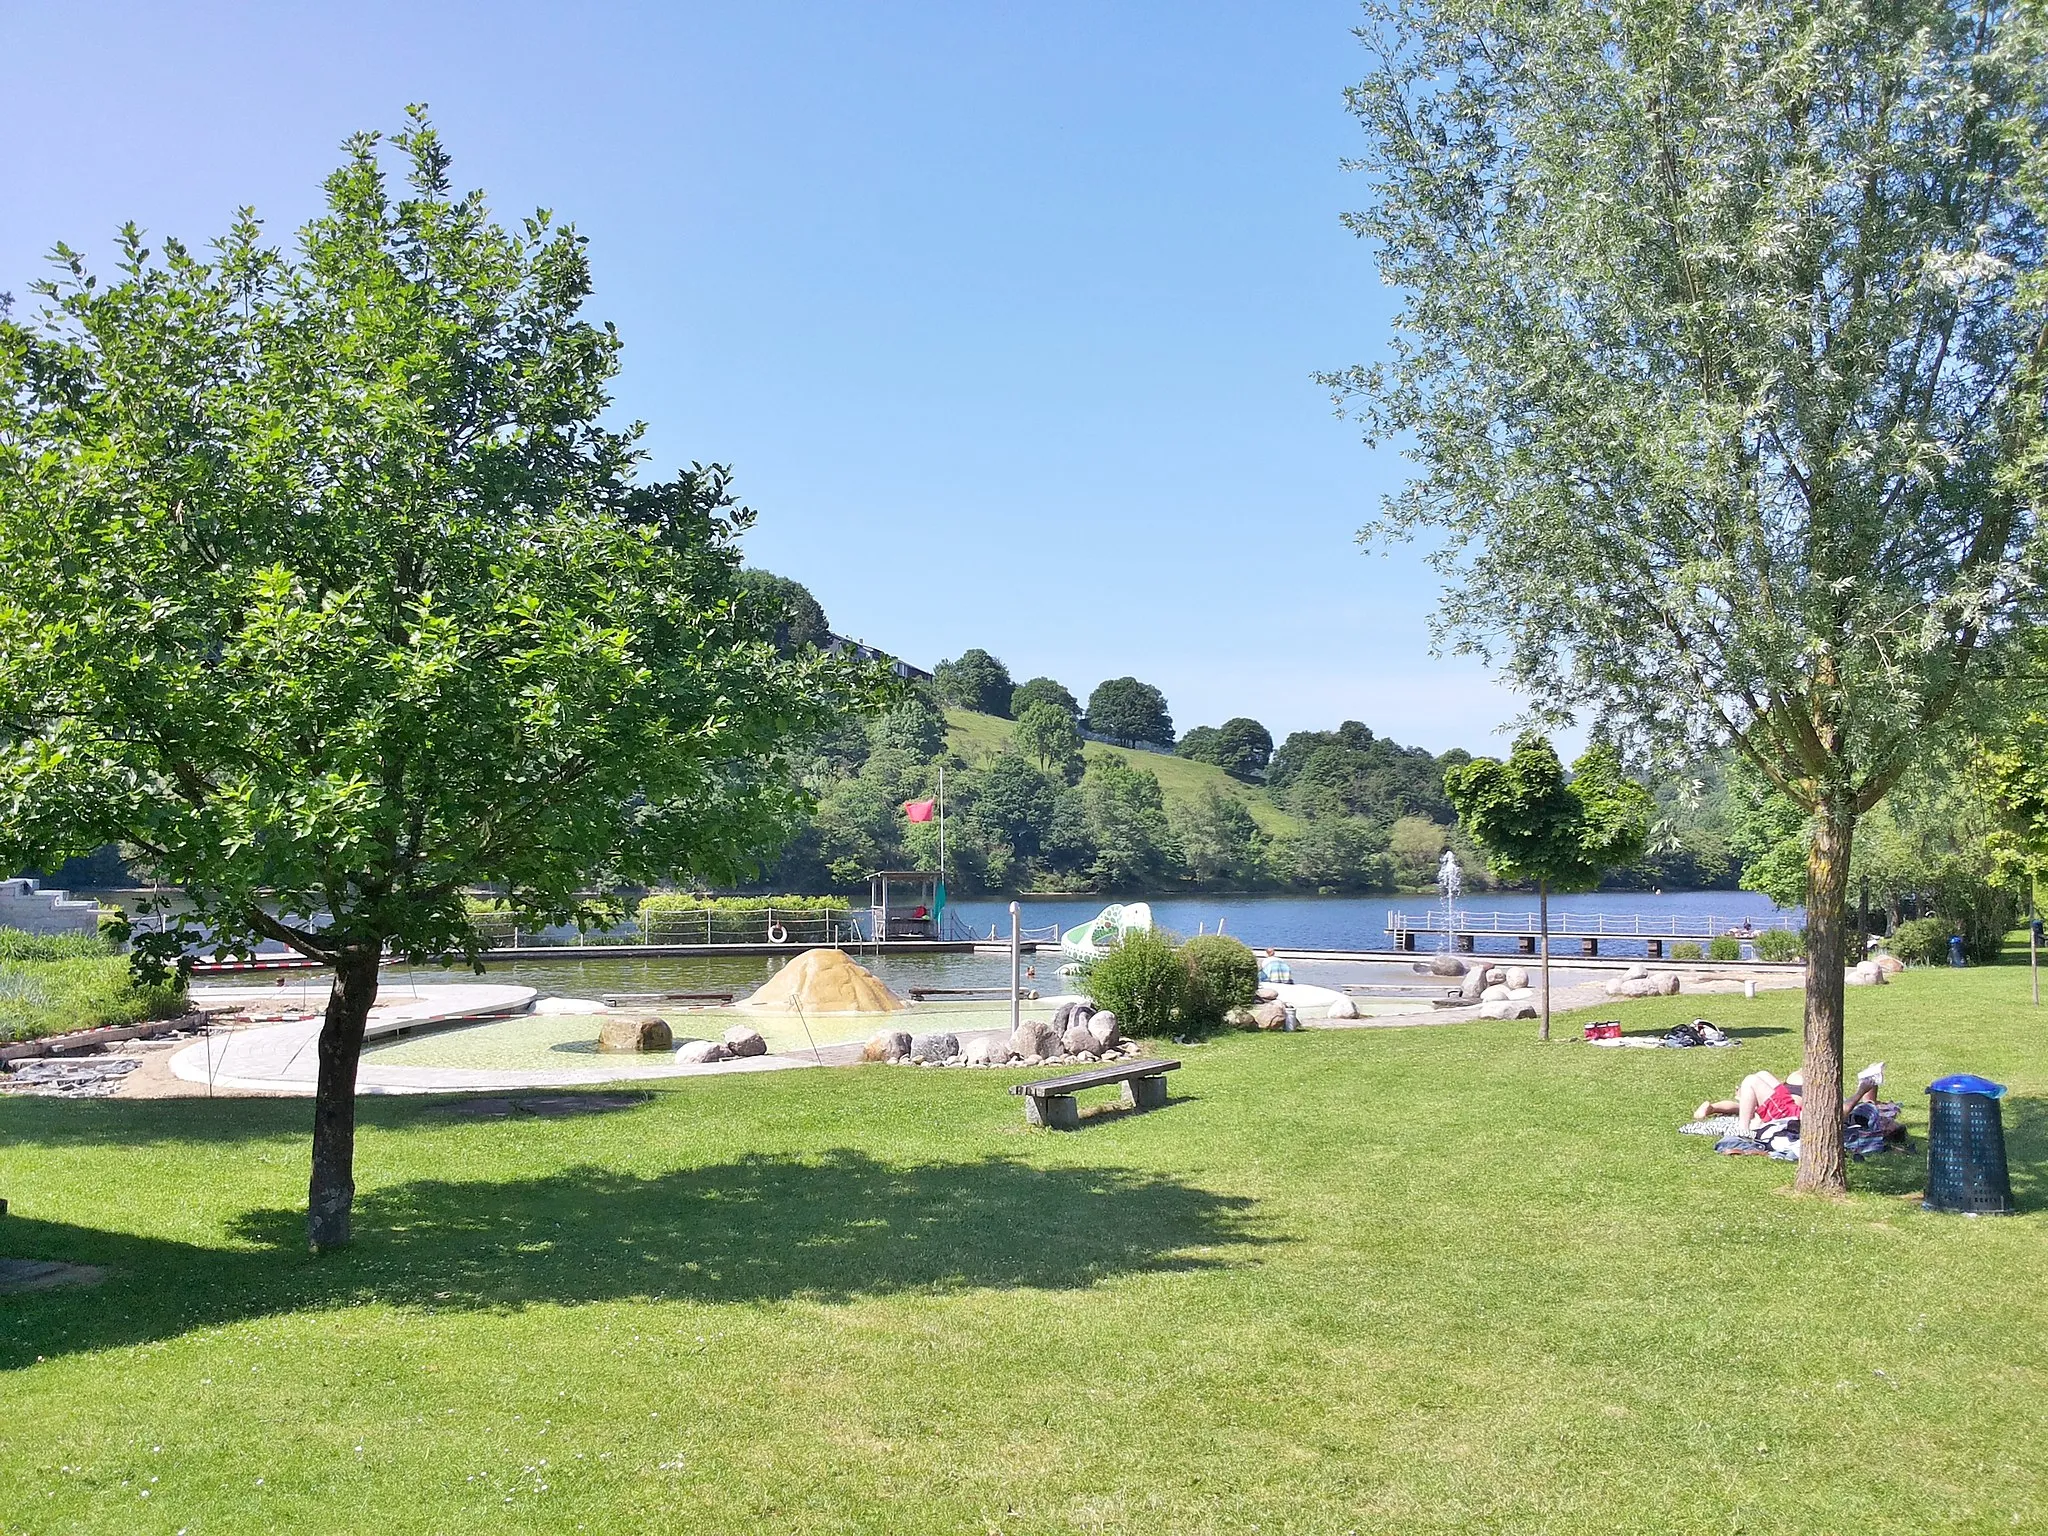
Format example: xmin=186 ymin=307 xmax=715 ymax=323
xmin=903 ymin=798 xmax=936 ymax=823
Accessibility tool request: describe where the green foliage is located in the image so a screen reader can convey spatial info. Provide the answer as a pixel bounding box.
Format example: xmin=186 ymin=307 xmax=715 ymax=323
xmin=1707 ymin=936 xmax=1741 ymax=962
xmin=1889 ymin=917 xmax=1951 ymax=968
xmin=0 ymin=112 xmax=876 ymax=976
xmin=1269 ymin=721 xmax=1454 ymax=823
xmin=1013 ymin=702 xmax=1085 ymax=782
xmin=1080 ymin=757 xmax=1182 ymax=889
xmin=1170 ymin=789 xmax=1268 ymax=888
xmin=1086 ymin=678 xmax=1173 ymax=747
xmin=1178 ymin=934 xmax=1259 ymax=1029
xmin=1387 ymin=815 xmax=1449 ymax=890
xmin=0 ymin=927 xmax=118 ymax=962
xmin=958 ymin=754 xmax=1062 ymax=866
xmin=0 ymin=953 xmax=186 ymax=1044
xmin=634 ymin=893 xmax=851 ymax=944
xmin=1444 ymin=736 xmax=1652 ymax=893
xmin=1084 ymin=927 xmax=1185 ymax=1033
xmin=1179 ymin=718 xmax=1273 ymax=779
xmin=1010 ymin=676 xmax=1078 ymax=720
xmin=1670 ymin=941 xmax=1705 ymax=961
xmin=735 ymin=569 xmax=831 ymax=654
xmin=1271 ymin=817 xmax=1391 ymax=892
xmin=868 ymin=695 xmax=948 ymax=761
xmin=933 ymin=649 xmax=1014 ymax=717
xmin=1755 ymin=928 xmax=1804 ymax=963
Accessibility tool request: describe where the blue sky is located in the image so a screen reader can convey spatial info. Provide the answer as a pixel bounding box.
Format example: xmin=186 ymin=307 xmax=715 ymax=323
xmin=0 ymin=0 xmax=1529 ymax=752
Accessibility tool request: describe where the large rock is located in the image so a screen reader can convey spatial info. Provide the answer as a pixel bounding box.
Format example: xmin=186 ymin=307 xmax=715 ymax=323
xmin=1873 ymin=952 xmax=1905 ymax=975
xmin=1062 ymin=1020 xmax=1101 ymax=1055
xmin=962 ymin=1034 xmax=1012 ymax=1066
xmin=909 ymin=1031 xmax=960 ymax=1063
xmin=739 ymin=947 xmax=904 ymax=1015
xmin=1009 ymin=1019 xmax=1061 ymax=1060
xmin=673 ymin=1038 xmax=728 ymax=1065
xmin=1504 ymin=966 xmax=1530 ymax=989
xmin=1428 ymin=952 xmax=1468 ymax=977
xmin=722 ymin=1025 xmax=768 ymax=1058
xmin=862 ymin=1029 xmax=912 ymax=1063
xmin=1480 ymin=983 xmax=1510 ymax=1003
xmin=1479 ymin=1000 xmax=1539 ymax=1020
xmin=1224 ymin=1006 xmax=1260 ymax=1031
xmin=1324 ymin=995 xmax=1359 ymax=1020
xmin=1625 ymin=963 xmax=1649 ymax=981
xmin=1087 ymin=1010 xmax=1120 ymax=1050
xmin=1847 ymin=961 xmax=1888 ymax=987
xmin=598 ymin=1015 xmax=672 ymax=1053
xmin=1656 ymin=971 xmax=1682 ymax=995
xmin=1249 ymin=1001 xmax=1289 ymax=1031
xmin=1459 ymin=967 xmax=1490 ymax=1000
xmin=1606 ymin=972 xmax=1682 ymax=999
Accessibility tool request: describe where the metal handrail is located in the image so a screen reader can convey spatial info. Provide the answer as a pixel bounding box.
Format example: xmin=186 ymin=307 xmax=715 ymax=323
xmin=1388 ymin=909 xmax=1799 ymax=937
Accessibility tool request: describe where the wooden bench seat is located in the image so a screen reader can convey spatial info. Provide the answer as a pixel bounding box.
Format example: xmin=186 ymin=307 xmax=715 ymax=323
xmin=1009 ymin=1058 xmax=1180 ymax=1129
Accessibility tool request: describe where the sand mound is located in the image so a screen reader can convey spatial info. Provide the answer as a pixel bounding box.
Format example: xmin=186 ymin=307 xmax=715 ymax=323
xmin=739 ymin=948 xmax=905 ymax=1015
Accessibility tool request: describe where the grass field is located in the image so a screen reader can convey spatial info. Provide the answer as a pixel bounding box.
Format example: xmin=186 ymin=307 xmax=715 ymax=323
xmin=2 ymin=960 xmax=2043 ymax=1532
xmin=946 ymin=708 xmax=1307 ymax=840
xmin=0 ymin=935 xmax=188 ymax=1045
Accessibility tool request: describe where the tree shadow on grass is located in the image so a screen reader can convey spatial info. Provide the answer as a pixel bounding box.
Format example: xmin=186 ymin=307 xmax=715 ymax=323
xmin=1839 ymin=1095 xmax=2046 ymax=1211
xmin=0 ymin=1150 xmax=1265 ymax=1370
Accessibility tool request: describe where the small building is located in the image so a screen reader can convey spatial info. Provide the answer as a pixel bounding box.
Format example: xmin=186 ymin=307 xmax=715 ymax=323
xmin=869 ymin=871 xmax=940 ymax=941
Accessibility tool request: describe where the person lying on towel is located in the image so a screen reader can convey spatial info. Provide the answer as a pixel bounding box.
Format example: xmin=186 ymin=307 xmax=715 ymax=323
xmin=1696 ymin=1062 xmax=1884 ymax=1132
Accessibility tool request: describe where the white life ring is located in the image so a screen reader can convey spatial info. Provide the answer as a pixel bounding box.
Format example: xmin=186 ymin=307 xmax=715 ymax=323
xmin=767 ymin=922 xmax=790 ymax=944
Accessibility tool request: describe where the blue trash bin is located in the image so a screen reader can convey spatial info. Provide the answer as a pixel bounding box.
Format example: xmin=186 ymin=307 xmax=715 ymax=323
xmin=1923 ymin=1074 xmax=2013 ymax=1216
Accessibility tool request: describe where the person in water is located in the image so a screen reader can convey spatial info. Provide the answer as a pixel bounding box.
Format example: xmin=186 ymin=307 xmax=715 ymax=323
xmin=1696 ymin=1064 xmax=1883 ymax=1132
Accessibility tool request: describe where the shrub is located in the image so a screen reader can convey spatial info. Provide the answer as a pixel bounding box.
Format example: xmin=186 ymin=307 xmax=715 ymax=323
xmin=1670 ymin=941 xmax=1704 ymax=960
xmin=1755 ymin=927 xmax=1804 ymax=963
xmin=1179 ymin=935 xmax=1258 ymax=1028
xmin=0 ymin=954 xmax=187 ymax=1044
xmin=1707 ymin=935 xmax=1742 ymax=962
xmin=637 ymin=894 xmax=854 ymax=945
xmin=1889 ymin=917 xmax=1951 ymax=967
xmin=1085 ymin=928 xmax=1185 ymax=1034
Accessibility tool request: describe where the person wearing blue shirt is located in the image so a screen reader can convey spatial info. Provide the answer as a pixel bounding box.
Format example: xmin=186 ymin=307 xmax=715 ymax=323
xmin=1258 ymin=948 xmax=1293 ymax=984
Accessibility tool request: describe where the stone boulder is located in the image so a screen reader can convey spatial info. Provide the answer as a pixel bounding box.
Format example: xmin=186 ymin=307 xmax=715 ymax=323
xmin=962 ymin=1034 xmax=1011 ymax=1066
xmin=909 ymin=1031 xmax=960 ymax=1063
xmin=673 ymin=1038 xmax=728 ymax=1065
xmin=1847 ymin=961 xmax=1888 ymax=987
xmin=1428 ymin=952 xmax=1468 ymax=977
xmin=862 ymin=1029 xmax=912 ymax=1063
xmin=1062 ymin=1020 xmax=1101 ymax=1055
xmin=722 ymin=1025 xmax=768 ymax=1058
xmin=1606 ymin=972 xmax=1681 ymax=999
xmin=1088 ymin=1010 xmax=1120 ymax=1050
xmin=1625 ymin=963 xmax=1649 ymax=981
xmin=1256 ymin=983 xmax=1281 ymax=1001
xmin=1324 ymin=995 xmax=1359 ymax=1020
xmin=1249 ymin=1001 xmax=1290 ymax=1031
xmin=1504 ymin=966 xmax=1530 ymax=989
xmin=1009 ymin=1019 xmax=1061 ymax=1060
xmin=598 ymin=1015 xmax=672 ymax=1053
xmin=1224 ymin=1006 xmax=1260 ymax=1031
xmin=1460 ymin=967 xmax=1490 ymax=1000
xmin=1479 ymin=1000 xmax=1539 ymax=1020
xmin=1873 ymin=952 xmax=1906 ymax=975
xmin=1505 ymin=987 xmax=1535 ymax=1001
xmin=1480 ymin=983 xmax=1510 ymax=1003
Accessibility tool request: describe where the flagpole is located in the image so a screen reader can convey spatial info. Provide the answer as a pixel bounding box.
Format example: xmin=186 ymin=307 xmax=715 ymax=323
xmin=938 ymin=764 xmax=946 ymax=920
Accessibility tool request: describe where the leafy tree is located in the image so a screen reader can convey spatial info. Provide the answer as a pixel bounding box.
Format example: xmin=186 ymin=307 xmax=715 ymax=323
xmin=1081 ymin=756 xmax=1182 ymax=888
xmin=0 ymin=115 xmax=870 ymax=1247
xmin=1178 ymin=717 xmax=1275 ymax=779
xmin=1387 ymin=815 xmax=1449 ymax=890
xmin=1013 ymin=700 xmax=1085 ymax=781
xmin=1086 ymin=677 xmax=1174 ymax=748
xmin=933 ymin=648 xmax=1014 ymax=717
xmin=1271 ymin=817 xmax=1391 ymax=892
xmin=867 ymin=694 xmax=948 ymax=761
xmin=735 ymin=568 xmax=831 ymax=654
xmin=1170 ymin=788 xmax=1269 ymax=887
xmin=1982 ymin=715 xmax=2048 ymax=1001
xmin=1335 ymin=0 xmax=2048 ymax=1190
xmin=1011 ymin=676 xmax=1079 ymax=720
xmin=960 ymin=753 xmax=1060 ymax=865
xmin=1444 ymin=737 xmax=1652 ymax=1040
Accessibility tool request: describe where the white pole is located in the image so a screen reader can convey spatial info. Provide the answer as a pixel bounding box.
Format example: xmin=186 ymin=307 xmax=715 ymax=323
xmin=1009 ymin=900 xmax=1022 ymax=1039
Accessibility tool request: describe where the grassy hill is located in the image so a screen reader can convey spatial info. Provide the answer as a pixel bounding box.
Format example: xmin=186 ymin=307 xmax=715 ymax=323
xmin=944 ymin=708 xmax=1305 ymax=839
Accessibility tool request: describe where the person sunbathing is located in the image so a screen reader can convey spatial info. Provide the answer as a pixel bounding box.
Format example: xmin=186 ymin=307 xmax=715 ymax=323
xmin=1695 ymin=1063 xmax=1883 ymax=1132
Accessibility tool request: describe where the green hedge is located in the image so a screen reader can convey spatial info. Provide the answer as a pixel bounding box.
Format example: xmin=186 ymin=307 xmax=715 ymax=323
xmin=637 ymin=894 xmax=853 ymax=945
xmin=1889 ymin=917 xmax=1951 ymax=967
xmin=0 ymin=954 xmax=188 ymax=1045
xmin=1670 ymin=941 xmax=1704 ymax=961
xmin=1755 ymin=927 xmax=1804 ymax=963
xmin=1085 ymin=929 xmax=1186 ymax=1034
xmin=1707 ymin=936 xmax=1742 ymax=962
xmin=0 ymin=927 xmax=117 ymax=962
xmin=1179 ymin=935 xmax=1258 ymax=1029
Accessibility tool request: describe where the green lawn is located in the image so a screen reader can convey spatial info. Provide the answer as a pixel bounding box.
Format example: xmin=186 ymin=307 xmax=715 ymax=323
xmin=946 ymin=708 xmax=1307 ymax=839
xmin=2 ymin=964 xmax=2043 ymax=1532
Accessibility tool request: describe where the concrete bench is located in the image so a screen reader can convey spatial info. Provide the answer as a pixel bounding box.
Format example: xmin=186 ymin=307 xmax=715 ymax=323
xmin=1009 ymin=1058 xmax=1180 ymax=1129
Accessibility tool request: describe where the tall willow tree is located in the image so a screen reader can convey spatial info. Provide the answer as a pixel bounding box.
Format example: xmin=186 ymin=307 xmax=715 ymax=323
xmin=1333 ymin=0 xmax=2048 ymax=1192
xmin=0 ymin=113 xmax=879 ymax=1248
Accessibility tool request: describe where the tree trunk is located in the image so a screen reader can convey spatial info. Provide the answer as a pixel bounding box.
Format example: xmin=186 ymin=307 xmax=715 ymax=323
xmin=1537 ymin=878 xmax=1551 ymax=1043
xmin=1795 ymin=804 xmax=1853 ymax=1196
xmin=307 ymin=945 xmax=382 ymax=1251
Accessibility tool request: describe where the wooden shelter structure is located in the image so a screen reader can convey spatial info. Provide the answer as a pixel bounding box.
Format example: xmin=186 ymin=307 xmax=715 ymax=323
xmin=870 ymin=871 xmax=940 ymax=941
